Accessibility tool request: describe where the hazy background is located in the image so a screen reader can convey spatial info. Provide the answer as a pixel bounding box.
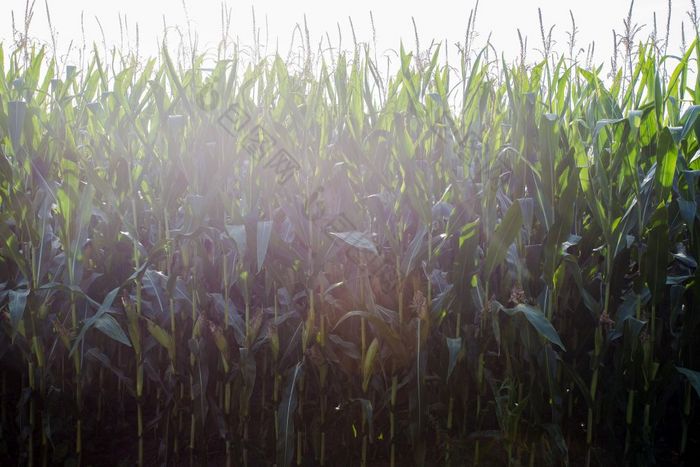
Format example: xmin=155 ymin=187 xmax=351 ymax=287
xmin=0 ymin=0 xmax=690 ymax=68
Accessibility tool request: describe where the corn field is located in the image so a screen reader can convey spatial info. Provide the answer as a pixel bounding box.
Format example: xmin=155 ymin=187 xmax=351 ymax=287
xmin=1 ymin=19 xmax=700 ymax=466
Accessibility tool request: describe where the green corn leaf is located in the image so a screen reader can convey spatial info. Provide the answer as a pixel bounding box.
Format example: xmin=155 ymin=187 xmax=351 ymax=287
xmin=239 ymin=347 xmax=257 ymax=410
xmin=86 ymin=348 xmax=135 ymax=395
xmin=655 ymin=128 xmax=677 ymax=201
xmin=71 ymin=286 xmax=121 ymax=356
xmin=677 ymin=367 xmax=700 ymax=398
xmin=362 ymin=338 xmax=380 ymax=393
xmin=644 ymin=207 xmax=670 ymax=304
xmin=484 ymin=201 xmax=523 ymax=278
xmin=329 ymin=231 xmax=378 ymax=255
xmin=353 ymin=398 xmax=374 ymax=439
xmin=94 ymin=313 xmax=132 ymax=348
xmin=401 ymin=225 xmax=428 ymax=276
xmin=334 ymin=310 xmax=405 ymax=361
xmin=498 ymin=303 xmax=566 ymax=351
xmin=8 ymin=100 xmax=26 ymax=154
xmin=679 ymin=105 xmax=700 ymax=140
xmin=257 ymin=220 xmax=273 ymax=273
xmin=226 ymin=224 xmax=247 ymax=258
xmin=445 ymin=336 xmax=462 ymax=382
xmin=8 ymin=289 xmax=29 ymax=336
xmin=277 ymin=362 xmax=303 ymax=467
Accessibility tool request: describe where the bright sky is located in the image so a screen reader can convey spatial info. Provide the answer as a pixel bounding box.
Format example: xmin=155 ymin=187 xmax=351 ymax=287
xmin=0 ymin=0 xmax=689 ymax=67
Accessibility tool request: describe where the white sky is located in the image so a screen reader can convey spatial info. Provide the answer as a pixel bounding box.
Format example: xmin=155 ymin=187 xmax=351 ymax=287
xmin=0 ymin=0 xmax=690 ymax=68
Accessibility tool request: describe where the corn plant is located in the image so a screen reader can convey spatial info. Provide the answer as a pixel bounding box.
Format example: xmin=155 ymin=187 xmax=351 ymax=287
xmin=1 ymin=12 xmax=700 ymax=466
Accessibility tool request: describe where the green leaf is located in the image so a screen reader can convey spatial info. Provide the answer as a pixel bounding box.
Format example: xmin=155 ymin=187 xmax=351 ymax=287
xmin=644 ymin=207 xmax=669 ymax=304
xmin=679 ymin=105 xmax=700 ymax=140
xmin=226 ymin=224 xmax=247 ymax=257
xmin=329 ymin=231 xmax=378 ymax=255
xmin=353 ymin=398 xmax=374 ymax=439
xmin=445 ymin=337 xmax=462 ymax=381
xmin=9 ymin=289 xmax=29 ymax=335
xmin=94 ymin=313 xmax=132 ymax=347
xmin=333 ymin=310 xmax=405 ymax=361
xmin=8 ymin=101 xmax=27 ymax=154
xmin=86 ymin=348 xmax=135 ymax=394
xmin=362 ymin=338 xmax=380 ymax=393
xmin=401 ymin=225 xmax=428 ymax=276
xmin=71 ymin=287 xmax=121 ymax=356
xmin=277 ymin=362 xmax=303 ymax=467
xmin=142 ymin=269 xmax=167 ymax=315
xmin=677 ymin=198 xmax=698 ymax=225
xmin=257 ymin=220 xmax=273 ymax=273
xmin=239 ymin=347 xmax=257 ymax=408
xmin=499 ymin=303 xmax=566 ymax=351
xmin=677 ymin=367 xmax=700 ymax=398
xmin=655 ymin=128 xmax=677 ymax=200
xmin=484 ymin=201 xmax=523 ymax=278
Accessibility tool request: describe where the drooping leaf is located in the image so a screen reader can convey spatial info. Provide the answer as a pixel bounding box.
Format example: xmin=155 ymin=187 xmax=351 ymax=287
xmin=142 ymin=269 xmax=167 ymax=315
xmin=498 ymin=303 xmax=566 ymax=351
xmin=277 ymin=362 xmax=303 ymax=467
xmin=328 ymin=231 xmax=378 ymax=255
xmin=677 ymin=367 xmax=700 ymax=398
xmin=86 ymin=348 xmax=135 ymax=394
xmin=94 ymin=313 xmax=132 ymax=348
xmin=71 ymin=286 xmax=121 ymax=356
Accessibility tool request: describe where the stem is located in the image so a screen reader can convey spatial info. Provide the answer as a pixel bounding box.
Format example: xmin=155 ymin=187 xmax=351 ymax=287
xmin=359 ymin=253 xmax=367 ymax=467
xmin=681 ymin=382 xmax=691 ymax=456
xmin=131 ymin=166 xmax=144 ymax=467
xmin=273 ymin=287 xmax=280 ymax=462
xmin=70 ymin=285 xmax=82 ymax=463
xmin=390 ymin=372 xmax=397 ymax=467
xmin=242 ymin=282 xmax=251 ymax=466
xmin=475 ymin=281 xmax=488 ymax=466
xmin=446 ymin=312 xmax=461 ymax=465
xmin=391 ymin=254 xmax=403 ymax=466
xmin=223 ymin=242 xmax=232 ymax=467
xmin=1 ymin=372 xmax=5 ymax=438
xmin=587 ymin=254 xmax=611 ymax=465
xmin=28 ymin=360 xmax=34 ymax=467
xmin=189 ymin=287 xmax=198 ymax=466
xmin=319 ymin=309 xmax=327 ymax=466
